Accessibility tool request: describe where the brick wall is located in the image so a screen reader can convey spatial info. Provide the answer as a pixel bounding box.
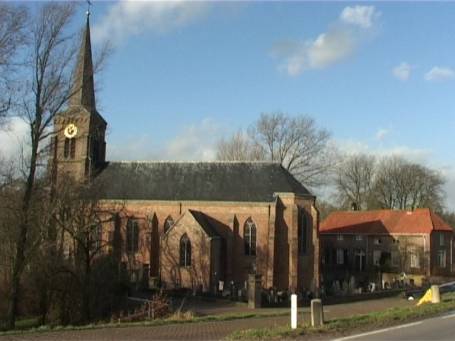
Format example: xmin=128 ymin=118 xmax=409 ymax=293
xmin=98 ymin=194 xmax=318 ymax=292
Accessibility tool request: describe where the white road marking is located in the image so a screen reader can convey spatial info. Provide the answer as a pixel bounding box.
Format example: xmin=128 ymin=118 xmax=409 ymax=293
xmin=331 ymin=321 xmax=423 ymax=341
xmin=442 ymin=313 xmax=455 ymax=319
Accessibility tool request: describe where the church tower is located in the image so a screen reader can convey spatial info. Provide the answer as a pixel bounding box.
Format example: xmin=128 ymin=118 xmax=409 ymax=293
xmin=52 ymin=13 xmax=107 ymax=183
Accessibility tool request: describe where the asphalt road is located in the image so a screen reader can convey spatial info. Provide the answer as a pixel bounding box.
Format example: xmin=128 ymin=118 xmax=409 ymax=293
xmin=333 ymin=310 xmax=455 ymax=341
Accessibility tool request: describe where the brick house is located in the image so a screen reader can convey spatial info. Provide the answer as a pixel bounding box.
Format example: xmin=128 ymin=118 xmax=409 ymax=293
xmin=320 ymin=209 xmax=455 ymax=291
xmin=50 ymin=15 xmax=320 ymax=295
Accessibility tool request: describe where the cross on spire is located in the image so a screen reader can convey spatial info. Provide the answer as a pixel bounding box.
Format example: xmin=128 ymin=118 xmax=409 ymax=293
xmin=86 ymin=0 xmax=92 ymax=17
xmin=69 ymin=7 xmax=96 ymax=111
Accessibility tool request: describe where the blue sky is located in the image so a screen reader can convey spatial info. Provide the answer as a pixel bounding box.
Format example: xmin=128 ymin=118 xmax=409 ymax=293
xmin=1 ymin=1 xmax=455 ymax=209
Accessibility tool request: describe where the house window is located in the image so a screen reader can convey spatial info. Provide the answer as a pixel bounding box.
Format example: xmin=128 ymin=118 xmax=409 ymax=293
xmin=244 ymin=218 xmax=257 ymax=256
xmin=354 ymin=249 xmax=366 ymax=271
xmin=336 ymin=249 xmax=344 ymax=265
xmin=410 ymin=252 xmax=420 ymax=268
xmin=391 ymin=251 xmax=399 ymax=267
xmin=373 ymin=250 xmax=381 ymax=266
xmin=437 ymin=250 xmax=447 ymax=268
xmin=126 ymin=219 xmax=139 ymax=253
xmin=164 ymin=216 xmax=174 ymax=233
xmin=355 ymin=235 xmax=363 ymax=241
xmin=439 ymin=234 xmax=445 ymax=246
xmin=298 ymin=209 xmax=307 ymax=255
xmin=180 ymin=234 xmax=191 ymax=267
xmin=374 ymin=237 xmax=381 ymax=245
xmin=324 ymin=248 xmax=330 ymax=265
xmin=337 ymin=234 xmax=344 ymax=241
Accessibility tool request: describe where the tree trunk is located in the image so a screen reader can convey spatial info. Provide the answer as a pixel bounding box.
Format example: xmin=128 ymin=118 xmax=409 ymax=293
xmin=82 ymin=248 xmax=91 ymax=323
xmin=7 ymin=118 xmax=40 ymax=329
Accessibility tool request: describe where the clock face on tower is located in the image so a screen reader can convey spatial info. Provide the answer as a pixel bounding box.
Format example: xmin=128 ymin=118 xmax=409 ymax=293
xmin=64 ymin=123 xmax=78 ymax=138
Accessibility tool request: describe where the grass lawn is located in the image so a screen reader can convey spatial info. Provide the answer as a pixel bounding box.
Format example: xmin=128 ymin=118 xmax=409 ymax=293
xmin=0 ymin=310 xmax=290 ymax=336
xmin=227 ymin=293 xmax=455 ymax=340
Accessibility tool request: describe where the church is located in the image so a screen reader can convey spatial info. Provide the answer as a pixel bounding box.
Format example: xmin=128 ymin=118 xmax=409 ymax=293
xmin=51 ymin=15 xmax=320 ymax=295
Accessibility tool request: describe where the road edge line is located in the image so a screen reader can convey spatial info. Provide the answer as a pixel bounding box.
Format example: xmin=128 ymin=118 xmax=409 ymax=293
xmin=331 ymin=321 xmax=423 ymax=341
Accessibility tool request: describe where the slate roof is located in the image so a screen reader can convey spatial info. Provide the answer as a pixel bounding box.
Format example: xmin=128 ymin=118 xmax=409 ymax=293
xmin=94 ymin=161 xmax=312 ymax=202
xmin=320 ymin=208 xmax=453 ymax=235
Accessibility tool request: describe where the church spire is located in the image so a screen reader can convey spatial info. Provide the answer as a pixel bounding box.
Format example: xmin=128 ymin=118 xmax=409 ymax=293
xmin=70 ymin=12 xmax=96 ymax=111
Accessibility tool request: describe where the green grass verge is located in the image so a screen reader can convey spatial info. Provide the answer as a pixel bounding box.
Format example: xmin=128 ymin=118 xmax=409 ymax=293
xmin=227 ymin=293 xmax=455 ymax=340
xmin=0 ymin=310 xmax=290 ymax=337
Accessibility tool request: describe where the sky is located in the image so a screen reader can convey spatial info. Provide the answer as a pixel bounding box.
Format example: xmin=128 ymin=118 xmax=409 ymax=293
xmin=1 ymin=0 xmax=455 ymax=210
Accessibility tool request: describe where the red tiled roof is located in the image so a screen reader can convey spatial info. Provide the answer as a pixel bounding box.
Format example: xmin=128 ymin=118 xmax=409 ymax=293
xmin=320 ymin=208 xmax=453 ymax=235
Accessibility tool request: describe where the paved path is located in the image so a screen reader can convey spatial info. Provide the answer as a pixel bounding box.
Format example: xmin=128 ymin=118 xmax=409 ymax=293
xmin=1 ymin=296 xmax=413 ymax=340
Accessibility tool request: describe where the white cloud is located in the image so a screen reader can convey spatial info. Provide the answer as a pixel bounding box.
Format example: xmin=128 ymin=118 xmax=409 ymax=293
xmin=393 ymin=62 xmax=411 ymax=81
xmin=92 ymin=0 xmax=210 ymax=45
xmin=375 ymin=128 xmax=389 ymax=141
xmin=164 ymin=118 xmax=220 ymax=161
xmin=340 ymin=5 xmax=379 ymax=29
xmin=0 ymin=117 xmax=29 ymax=161
xmin=108 ymin=118 xmax=221 ymax=162
xmin=274 ymin=6 xmax=380 ymax=76
xmin=424 ymin=66 xmax=455 ymax=82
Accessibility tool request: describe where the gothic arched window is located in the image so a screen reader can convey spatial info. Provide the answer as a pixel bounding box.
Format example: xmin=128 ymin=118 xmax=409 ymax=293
xmin=70 ymin=138 xmax=76 ymax=159
xmin=180 ymin=234 xmax=191 ymax=267
xmin=64 ymin=138 xmax=76 ymax=159
xmin=126 ymin=219 xmax=139 ymax=253
xmin=90 ymin=223 xmax=103 ymax=251
xmin=164 ymin=216 xmax=174 ymax=233
xmin=298 ymin=209 xmax=308 ymax=255
xmin=244 ymin=218 xmax=257 ymax=256
xmin=64 ymin=138 xmax=69 ymax=158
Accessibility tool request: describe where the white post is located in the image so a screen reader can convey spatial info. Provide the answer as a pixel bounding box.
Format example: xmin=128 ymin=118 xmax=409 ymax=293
xmin=291 ymin=294 xmax=298 ymax=329
xmin=431 ymin=285 xmax=441 ymax=304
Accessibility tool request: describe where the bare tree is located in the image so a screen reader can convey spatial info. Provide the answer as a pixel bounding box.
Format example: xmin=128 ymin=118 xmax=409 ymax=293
xmin=0 ymin=3 xmax=28 ymax=124
xmin=216 ymin=129 xmax=265 ymax=161
xmin=372 ymin=156 xmax=445 ymax=210
xmin=0 ymin=157 xmax=16 ymax=191
xmin=50 ymin=179 xmax=121 ymax=323
xmin=316 ymin=199 xmax=338 ymax=221
xmin=334 ymin=154 xmax=376 ymax=210
xmin=6 ymin=3 xmax=79 ymax=328
xmin=216 ymin=112 xmax=334 ymax=187
xmin=438 ymin=210 xmax=455 ymax=229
